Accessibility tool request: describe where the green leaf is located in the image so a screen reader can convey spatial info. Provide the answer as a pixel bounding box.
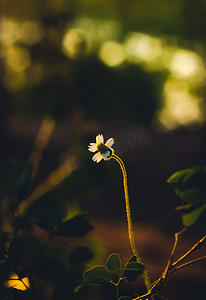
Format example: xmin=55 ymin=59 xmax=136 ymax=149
xmin=128 ymin=256 xmax=137 ymax=262
xmin=182 ymin=204 xmax=206 ymax=227
xmin=106 ymin=253 xmax=121 ymax=280
xmin=122 ymin=256 xmax=145 ymax=282
xmin=180 ymin=189 xmax=204 ymax=203
xmin=181 ymin=166 xmax=202 ymax=184
xmin=175 ymin=184 xmax=187 ymax=195
xmin=55 ymin=213 xmax=93 ymax=238
xmin=25 ymin=191 xmax=66 ymax=230
xmin=69 ymin=246 xmax=93 ymax=265
xmin=83 ymin=266 xmax=111 ymax=282
xmin=167 ymin=166 xmax=203 ymax=185
xmin=167 ymin=169 xmax=189 ymax=183
xmin=175 ymin=203 xmax=194 ymax=211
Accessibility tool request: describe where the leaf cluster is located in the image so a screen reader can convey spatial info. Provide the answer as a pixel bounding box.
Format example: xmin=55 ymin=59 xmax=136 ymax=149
xmin=83 ymin=253 xmax=145 ymax=300
xmin=0 ymin=160 xmax=94 ymax=300
xmin=167 ymin=165 xmax=206 ymax=226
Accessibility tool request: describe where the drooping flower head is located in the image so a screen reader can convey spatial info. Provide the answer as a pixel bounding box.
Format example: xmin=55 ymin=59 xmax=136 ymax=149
xmin=88 ymin=134 xmax=114 ymax=163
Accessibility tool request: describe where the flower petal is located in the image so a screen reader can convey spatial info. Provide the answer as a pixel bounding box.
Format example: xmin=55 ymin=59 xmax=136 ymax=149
xmin=92 ymin=152 xmax=103 ymax=163
xmin=96 ymin=134 xmax=104 ymax=144
xmin=105 ymin=138 xmax=114 ymax=148
xmin=88 ymin=143 xmax=97 ymax=152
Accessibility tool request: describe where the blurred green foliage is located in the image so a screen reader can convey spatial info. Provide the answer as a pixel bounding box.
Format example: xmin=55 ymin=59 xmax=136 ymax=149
xmin=1 ymin=0 xmax=206 ymax=130
xmin=0 ymin=159 xmax=95 ymax=300
xmin=167 ymin=165 xmax=206 ymax=227
xmin=1 ymin=1 xmax=206 ymax=299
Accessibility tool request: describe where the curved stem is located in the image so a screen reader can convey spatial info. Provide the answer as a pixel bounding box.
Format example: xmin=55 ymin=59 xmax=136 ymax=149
xmin=111 ymin=154 xmax=152 ymax=293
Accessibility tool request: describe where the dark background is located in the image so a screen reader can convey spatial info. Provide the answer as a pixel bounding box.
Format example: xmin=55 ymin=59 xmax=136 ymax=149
xmin=1 ymin=0 xmax=206 ymax=299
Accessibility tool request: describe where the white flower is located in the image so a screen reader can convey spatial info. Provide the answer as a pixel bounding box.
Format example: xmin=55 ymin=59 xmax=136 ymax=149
xmin=88 ymin=134 xmax=114 ymax=163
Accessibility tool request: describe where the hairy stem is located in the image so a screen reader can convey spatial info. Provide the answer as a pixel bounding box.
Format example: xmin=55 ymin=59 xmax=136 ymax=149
xmin=111 ymin=154 xmax=152 ymax=293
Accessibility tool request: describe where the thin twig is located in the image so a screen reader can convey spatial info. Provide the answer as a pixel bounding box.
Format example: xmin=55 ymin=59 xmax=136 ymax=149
xmin=171 ymin=234 xmax=206 ymax=267
xmin=162 ymin=228 xmax=186 ymax=279
xmin=132 ymin=290 xmax=152 ymax=300
xmin=169 ymin=255 xmax=206 ymax=276
xmin=29 ymin=115 xmax=55 ymax=182
xmin=133 ymin=230 xmax=206 ymax=300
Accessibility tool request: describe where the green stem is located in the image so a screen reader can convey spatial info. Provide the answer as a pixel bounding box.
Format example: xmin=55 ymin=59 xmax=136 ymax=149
xmin=111 ymin=281 xmax=120 ymax=300
xmin=116 ymin=284 xmax=119 ymax=300
xmin=111 ymin=154 xmax=152 ymax=294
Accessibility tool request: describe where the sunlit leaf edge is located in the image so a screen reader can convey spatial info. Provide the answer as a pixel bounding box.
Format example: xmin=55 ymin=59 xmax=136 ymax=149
xmin=83 ymin=265 xmax=111 ymax=283
xmin=182 ymin=204 xmax=206 ymax=227
xmin=106 ymin=253 xmax=121 ymax=279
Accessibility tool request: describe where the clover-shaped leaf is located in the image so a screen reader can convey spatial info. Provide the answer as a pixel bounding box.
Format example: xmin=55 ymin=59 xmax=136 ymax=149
xmin=106 ymin=253 xmax=121 ymax=280
xmin=83 ymin=266 xmax=111 ymax=283
xmin=55 ymin=213 xmax=93 ymax=237
xmin=122 ymin=256 xmax=145 ymax=282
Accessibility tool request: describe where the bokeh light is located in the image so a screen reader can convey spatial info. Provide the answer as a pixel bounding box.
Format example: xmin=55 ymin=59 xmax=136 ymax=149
xmin=20 ymin=21 xmax=43 ymax=45
xmin=158 ymin=78 xmax=204 ymax=129
xmin=5 ymin=46 xmax=31 ymax=72
xmin=1 ymin=11 xmax=206 ymax=130
xmin=170 ymin=50 xmax=205 ymax=78
xmin=62 ymin=28 xmax=89 ymax=58
xmin=125 ymin=33 xmax=163 ymax=66
xmin=0 ymin=17 xmax=21 ymax=46
xmin=99 ymin=41 xmax=125 ymax=67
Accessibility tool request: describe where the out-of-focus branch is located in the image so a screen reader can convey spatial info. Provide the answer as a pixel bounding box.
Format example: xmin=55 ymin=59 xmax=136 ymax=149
xmin=161 ymin=228 xmax=186 ymax=280
xmin=171 ymin=234 xmax=206 ymax=268
xmin=18 ymin=115 xmax=79 ymax=213
xmin=29 ymin=115 xmax=56 ymax=181
xmin=133 ymin=230 xmax=206 ymax=300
